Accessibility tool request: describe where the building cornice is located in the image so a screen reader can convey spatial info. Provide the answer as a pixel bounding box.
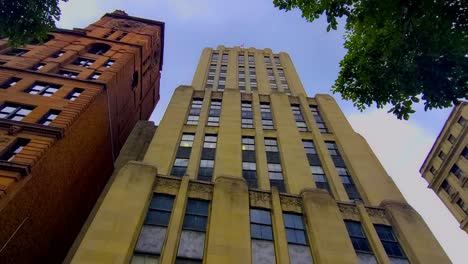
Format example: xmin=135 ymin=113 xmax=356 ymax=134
xmin=0 ymin=120 xmax=64 ymax=139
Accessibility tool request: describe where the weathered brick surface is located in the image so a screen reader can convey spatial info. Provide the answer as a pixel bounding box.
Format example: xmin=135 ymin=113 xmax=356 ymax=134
xmin=0 ymin=11 xmax=164 ymax=263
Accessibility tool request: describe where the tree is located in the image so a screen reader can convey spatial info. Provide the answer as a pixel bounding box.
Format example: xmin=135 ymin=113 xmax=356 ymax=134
xmin=274 ymin=0 xmax=468 ymax=119
xmin=0 ymin=0 xmax=67 ymax=47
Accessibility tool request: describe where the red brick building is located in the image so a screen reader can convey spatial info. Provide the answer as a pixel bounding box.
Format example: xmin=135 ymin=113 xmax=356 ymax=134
xmin=0 ymin=11 xmax=164 ymax=263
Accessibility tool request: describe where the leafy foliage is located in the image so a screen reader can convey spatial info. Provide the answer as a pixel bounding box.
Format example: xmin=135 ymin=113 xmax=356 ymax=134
xmin=0 ymin=0 xmax=67 ymax=47
xmin=274 ymin=0 xmax=468 ymax=119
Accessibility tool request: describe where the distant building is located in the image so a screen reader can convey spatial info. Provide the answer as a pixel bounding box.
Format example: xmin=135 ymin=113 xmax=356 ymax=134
xmin=0 ymin=11 xmax=164 ymax=262
xmin=71 ymin=46 xmax=449 ymax=263
xmin=421 ymin=102 xmax=467 ymax=232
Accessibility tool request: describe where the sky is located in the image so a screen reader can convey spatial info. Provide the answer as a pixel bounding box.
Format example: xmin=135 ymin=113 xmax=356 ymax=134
xmin=58 ymin=0 xmax=466 ymax=262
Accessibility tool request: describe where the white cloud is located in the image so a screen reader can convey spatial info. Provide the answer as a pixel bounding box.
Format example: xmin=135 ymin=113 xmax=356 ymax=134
xmin=347 ymin=108 xmax=468 ymax=264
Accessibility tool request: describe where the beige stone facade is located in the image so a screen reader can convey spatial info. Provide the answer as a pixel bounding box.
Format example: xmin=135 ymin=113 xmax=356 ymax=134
xmin=71 ymin=46 xmax=450 ymax=263
xmin=421 ymin=102 xmax=467 ymax=232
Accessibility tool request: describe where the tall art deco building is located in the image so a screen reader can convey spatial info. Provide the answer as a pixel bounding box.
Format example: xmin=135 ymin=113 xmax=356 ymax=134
xmin=71 ymin=46 xmax=449 ymax=264
xmin=0 ymin=11 xmax=164 ymax=263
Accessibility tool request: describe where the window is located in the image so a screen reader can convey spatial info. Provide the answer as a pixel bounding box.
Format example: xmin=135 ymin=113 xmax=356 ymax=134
xmin=274 ymin=56 xmax=281 ymax=66
xmin=311 ymin=166 xmax=330 ymax=192
xmin=187 ymin=98 xmax=203 ymax=125
xmin=310 ymin=105 xmax=329 ymax=133
xmin=374 ymin=225 xmax=407 ymax=259
xmin=25 ymin=82 xmax=60 ymax=97
xmin=4 ymin=48 xmax=28 ymax=56
xmin=52 ymin=50 xmax=65 ymax=58
xmin=438 ymin=151 xmax=446 ymax=160
xmin=430 ymin=166 xmax=437 ymax=175
xmin=241 ymin=101 xmax=254 ymax=128
xmin=327 ymin=141 xmax=361 ymax=200
xmin=0 ymin=103 xmax=34 ymax=121
xmin=103 ymin=30 xmax=116 ymax=38
xmin=211 ymin=52 xmax=218 ymax=62
xmin=249 ymin=67 xmax=257 ymax=90
xmin=283 ymin=213 xmax=307 ymax=245
xmin=221 ymin=53 xmax=228 ymax=63
xmin=88 ymin=43 xmax=111 ymax=55
xmin=450 ymin=164 xmax=463 ymax=179
xmin=65 ymin=88 xmax=84 ymax=101
xmin=242 ymin=136 xmax=257 ymax=188
xmin=291 ymin=104 xmax=308 ymax=131
xmin=248 ymin=55 xmax=254 ymax=65
xmin=89 ymin=72 xmax=101 ymax=80
xmin=345 ymin=221 xmax=373 ymax=254
xmin=462 ymin=147 xmax=468 ymax=160
xmin=0 ymin=138 xmax=30 ymax=162
xmin=134 ymin=194 xmax=175 ymax=261
xmin=238 ymin=54 xmax=245 ymax=64
xmin=39 ymin=110 xmax=60 ymax=126
xmin=260 ymin=102 xmax=274 ymax=129
xmin=31 ymin=63 xmax=46 ymax=71
xmin=303 ymin=140 xmax=316 ymax=154
xmin=115 ymin=32 xmax=128 ymax=41
xmin=440 ymin=180 xmax=453 ymax=195
xmin=176 ymin=199 xmax=209 ymax=262
xmin=171 ymin=133 xmax=195 ymax=177
xmin=265 ymin=138 xmax=285 ymax=192
xmin=264 ymin=56 xmax=272 ymax=66
xmin=207 ymin=99 xmax=221 ymax=126
xmin=458 ymin=116 xmax=466 ymax=127
xmin=267 ymin=68 xmax=277 ymax=90
xmin=250 ymin=209 xmax=273 ymax=240
xmin=59 ymin=70 xmax=79 ymax=78
xmin=73 ymin=57 xmax=95 ymax=68
xmin=448 ymin=134 xmax=456 ymax=144
xmin=456 ymin=198 xmax=465 ymax=212
xmin=0 ymin=77 xmax=21 ymax=89
xmin=104 ymin=59 xmax=115 ymax=68
xmin=198 ymin=135 xmax=217 ymax=181
xmin=144 ymin=194 xmax=175 ymax=227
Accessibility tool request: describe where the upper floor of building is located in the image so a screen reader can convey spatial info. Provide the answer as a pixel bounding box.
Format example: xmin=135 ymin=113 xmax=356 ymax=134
xmin=192 ymin=46 xmax=306 ymax=96
xmin=420 ymin=101 xmax=467 ymax=231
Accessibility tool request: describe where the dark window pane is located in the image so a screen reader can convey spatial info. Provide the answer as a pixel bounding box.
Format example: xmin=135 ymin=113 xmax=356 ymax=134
xmin=149 ymin=195 xmax=174 ymax=211
xmin=250 ymin=209 xmax=271 ymax=225
xmin=251 ymin=224 xmax=263 ymax=239
xmin=186 ymin=200 xmax=209 ymax=215
xmin=261 ymin=225 xmax=273 ymax=240
xmin=145 ymin=210 xmax=171 ymax=226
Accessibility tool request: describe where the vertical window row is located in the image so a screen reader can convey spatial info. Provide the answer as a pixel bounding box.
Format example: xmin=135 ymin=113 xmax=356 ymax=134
xmin=133 ymin=194 xmax=175 ymax=263
xmin=264 ymin=56 xmax=272 ymax=66
xmin=198 ymin=135 xmax=217 ymax=182
xmin=221 ymin=52 xmax=229 ymax=63
xmin=218 ymin=65 xmax=227 ymax=91
xmin=250 ymin=209 xmax=276 ymax=264
xmin=374 ymin=225 xmax=407 ymax=260
xmin=242 ymin=137 xmax=257 ymax=188
xmin=274 ymin=56 xmax=281 ymax=66
xmin=249 ymin=65 xmax=257 ymax=91
xmin=171 ymin=133 xmax=194 ymax=176
xmin=267 ymin=68 xmax=277 ymax=91
xmin=291 ymin=104 xmax=308 ymax=131
xmin=265 ymin=138 xmax=286 ymax=192
xmin=283 ymin=213 xmax=314 ymax=263
xmin=277 ymin=68 xmax=290 ymax=94
xmin=326 ymin=142 xmax=361 ymax=201
xmin=344 ymin=221 xmax=376 ymax=261
xmin=309 ymin=105 xmax=329 ymax=133
xmin=303 ymin=140 xmax=331 ymax=194
xmin=241 ymin=101 xmax=254 ymax=128
xmin=260 ymin=102 xmax=274 ymax=130
xmin=186 ymin=98 xmax=203 ymax=125
xmin=206 ymin=64 xmax=216 ymax=89
xmin=207 ymin=99 xmax=222 ymax=126
xmin=238 ymin=65 xmax=246 ymax=92
xmin=248 ymin=54 xmax=255 ymax=65
xmin=176 ymin=199 xmax=210 ymax=263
